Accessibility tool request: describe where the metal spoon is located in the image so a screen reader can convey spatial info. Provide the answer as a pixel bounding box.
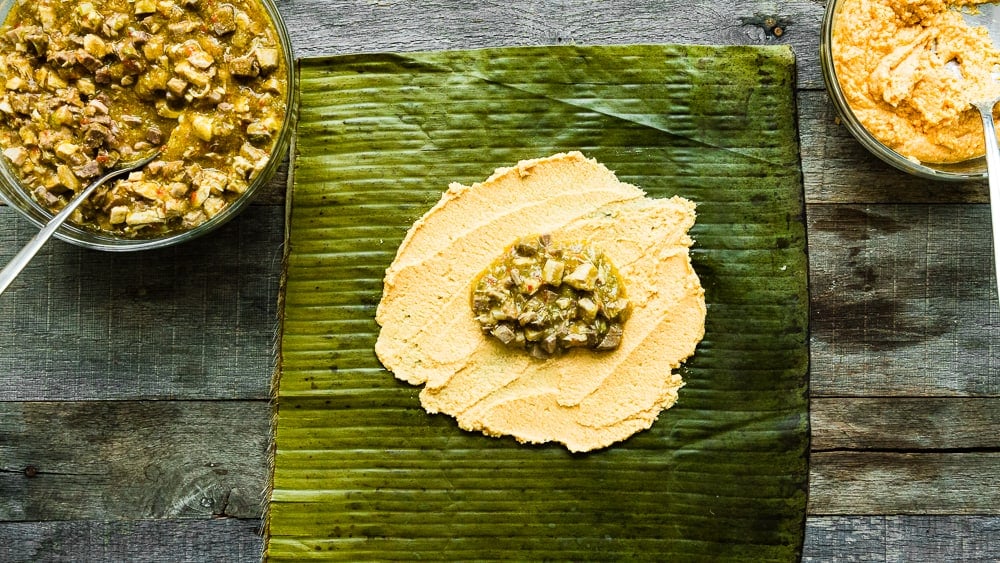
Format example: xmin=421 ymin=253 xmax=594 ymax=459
xmin=972 ymin=99 xmax=1000 ymax=305
xmin=963 ymin=4 xmax=1000 ymax=303
xmin=0 ymin=150 xmax=161 ymax=296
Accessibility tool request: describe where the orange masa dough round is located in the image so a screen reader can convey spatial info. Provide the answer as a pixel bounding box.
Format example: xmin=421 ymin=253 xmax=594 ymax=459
xmin=374 ymin=152 xmax=706 ymax=453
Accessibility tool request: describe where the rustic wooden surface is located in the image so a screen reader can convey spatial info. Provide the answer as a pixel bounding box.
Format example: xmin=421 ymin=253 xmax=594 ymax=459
xmin=2 ymin=0 xmax=998 ymax=561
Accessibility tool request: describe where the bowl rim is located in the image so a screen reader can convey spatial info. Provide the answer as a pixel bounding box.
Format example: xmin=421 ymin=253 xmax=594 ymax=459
xmin=0 ymin=0 xmax=298 ymax=251
xmin=820 ymin=0 xmax=988 ymax=182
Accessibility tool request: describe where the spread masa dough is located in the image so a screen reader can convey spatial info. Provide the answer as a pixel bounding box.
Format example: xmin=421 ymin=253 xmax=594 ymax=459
xmin=374 ymin=152 xmax=706 ymax=452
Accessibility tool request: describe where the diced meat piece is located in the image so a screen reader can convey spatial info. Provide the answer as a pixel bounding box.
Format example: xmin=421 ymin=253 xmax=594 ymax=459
xmin=201 ymin=86 xmax=225 ymax=106
xmin=18 ymin=126 xmax=38 ymax=146
xmin=120 ymin=114 xmax=143 ymax=125
xmin=160 ymin=161 xmax=185 ymax=179
xmin=210 ymin=5 xmax=237 ymax=36
xmin=182 ymin=209 xmax=206 ymax=228
xmin=190 ymin=114 xmax=214 ymax=141
xmin=121 ymin=56 xmax=145 ymax=76
xmin=130 ymin=181 xmax=162 ymax=200
xmin=5 ymin=76 xmax=23 ymax=91
xmin=165 ymin=76 xmax=188 ymax=97
xmin=75 ymin=50 xmax=102 ymax=72
xmin=229 ymin=54 xmax=258 ymax=78
xmin=74 ymin=159 xmax=102 ymax=179
xmin=77 ymin=2 xmax=104 ymax=32
xmin=202 ymin=196 xmax=226 ymax=218
xmin=146 ymin=125 xmax=163 ymax=145
xmin=3 ymin=146 xmax=27 ymax=166
xmin=129 ymin=30 xmax=152 ymax=45
xmin=240 ymin=142 xmax=268 ymax=173
xmin=187 ymin=50 xmax=214 ymax=69
xmin=126 ymin=208 xmax=165 ymax=225
xmin=189 ymin=183 xmax=210 ymax=206
xmin=50 ymin=105 xmax=74 ymax=126
xmin=87 ymin=98 xmax=109 ymax=115
xmin=197 ymin=168 xmax=228 ymax=194
xmin=164 ymin=197 xmax=188 ymax=218
xmin=55 ymin=142 xmax=80 ymax=161
xmin=225 ymin=177 xmax=247 ymax=194
xmin=101 ymin=13 xmax=128 ymax=37
xmin=142 ymin=37 xmax=164 ymax=61
xmin=595 ymin=324 xmax=623 ymax=351
xmin=49 ymin=50 xmax=76 ymax=69
xmin=81 ymin=123 xmax=112 ymax=150
xmin=167 ymin=20 xmax=199 ymax=35
xmin=94 ymin=66 xmax=113 ymax=84
xmin=134 ymin=0 xmax=157 ymax=16
xmin=245 ymin=120 xmax=271 ymax=143
xmin=253 ymin=47 xmax=279 ymax=73
xmin=174 ymin=60 xmax=212 ymax=87
xmin=83 ymin=34 xmax=108 ymax=58
xmin=231 ymin=155 xmax=253 ymax=178
xmin=167 ymin=182 xmax=188 ymax=197
xmin=57 ymin=164 xmax=80 ymax=191
xmin=109 ymin=205 xmax=129 ymax=224
xmin=37 ymin=4 xmax=56 ymax=30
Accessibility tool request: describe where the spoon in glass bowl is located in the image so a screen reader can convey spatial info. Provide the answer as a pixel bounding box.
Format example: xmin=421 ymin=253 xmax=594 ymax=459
xmin=971 ymin=98 xmax=1000 ymax=304
xmin=960 ymin=3 xmax=1000 ymax=303
xmin=0 ymin=149 xmax=161 ymax=297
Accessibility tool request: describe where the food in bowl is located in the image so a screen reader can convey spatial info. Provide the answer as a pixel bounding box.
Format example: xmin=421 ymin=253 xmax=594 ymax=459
xmin=831 ymin=0 xmax=1000 ymax=164
xmin=0 ymin=0 xmax=288 ymax=237
xmin=374 ymin=152 xmax=706 ymax=452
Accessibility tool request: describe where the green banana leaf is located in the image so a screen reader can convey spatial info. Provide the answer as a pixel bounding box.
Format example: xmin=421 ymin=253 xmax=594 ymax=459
xmin=268 ymin=45 xmax=809 ymax=562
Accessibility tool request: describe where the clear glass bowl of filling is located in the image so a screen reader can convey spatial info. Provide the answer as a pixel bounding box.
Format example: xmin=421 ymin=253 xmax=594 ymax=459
xmin=0 ymin=0 xmax=296 ymax=250
xmin=820 ymin=0 xmax=990 ymax=181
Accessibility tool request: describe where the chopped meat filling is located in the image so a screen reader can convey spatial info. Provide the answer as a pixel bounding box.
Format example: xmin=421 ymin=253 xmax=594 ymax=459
xmin=0 ymin=0 xmax=288 ymax=237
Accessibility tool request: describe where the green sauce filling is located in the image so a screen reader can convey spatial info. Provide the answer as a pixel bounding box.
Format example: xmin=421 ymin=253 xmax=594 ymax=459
xmin=471 ymin=234 xmax=630 ymax=359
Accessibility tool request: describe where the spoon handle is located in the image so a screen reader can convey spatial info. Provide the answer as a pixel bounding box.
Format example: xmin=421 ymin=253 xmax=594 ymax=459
xmin=0 ymin=151 xmax=159 ymax=296
xmin=0 ymin=180 xmax=106 ymax=295
xmin=976 ymin=101 xmax=1000 ymax=306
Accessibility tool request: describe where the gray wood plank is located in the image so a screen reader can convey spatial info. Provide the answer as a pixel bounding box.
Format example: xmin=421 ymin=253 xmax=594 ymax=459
xmin=0 ymin=401 xmax=269 ymax=521
xmin=0 ymin=205 xmax=283 ymax=401
xmin=6 ymin=400 xmax=1000 ymax=522
xmin=277 ymin=0 xmax=824 ymax=88
xmin=0 ymin=519 xmax=263 ymax=563
xmin=809 ymin=452 xmax=1000 ymax=515
xmin=812 ymin=398 xmax=1000 ymax=451
xmin=803 ymin=516 xmax=1000 ymax=563
xmin=802 ymin=516 xmax=887 ymax=562
xmin=807 ymin=203 xmax=1000 ymax=397
xmin=4 ymin=515 xmax=1000 ymax=562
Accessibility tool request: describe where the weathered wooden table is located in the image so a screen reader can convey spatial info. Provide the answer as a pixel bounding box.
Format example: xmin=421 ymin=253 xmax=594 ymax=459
xmin=2 ymin=1 xmax=998 ymax=560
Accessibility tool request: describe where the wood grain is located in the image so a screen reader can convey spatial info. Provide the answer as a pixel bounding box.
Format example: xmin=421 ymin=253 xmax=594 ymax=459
xmin=5 ymin=516 xmax=1000 ymax=563
xmin=280 ymin=0 xmax=824 ymax=87
xmin=810 ymin=452 xmax=1000 ymax=515
xmin=812 ymin=398 xmax=1000 ymax=451
xmin=803 ymin=516 xmax=1000 ymax=562
xmin=0 ymin=205 xmax=283 ymax=401
xmin=0 ymin=519 xmax=263 ymax=563
xmin=0 ymin=401 xmax=269 ymax=521
xmin=807 ymin=203 xmax=1000 ymax=397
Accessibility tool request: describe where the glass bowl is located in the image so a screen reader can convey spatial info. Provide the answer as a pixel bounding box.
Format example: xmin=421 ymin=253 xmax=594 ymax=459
xmin=820 ymin=0 xmax=988 ymax=181
xmin=0 ymin=0 xmax=296 ymax=251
